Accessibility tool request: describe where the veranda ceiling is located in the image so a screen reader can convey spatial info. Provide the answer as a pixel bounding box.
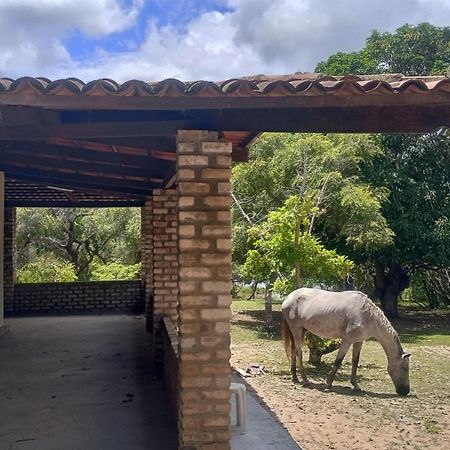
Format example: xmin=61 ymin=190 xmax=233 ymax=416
xmin=0 ymin=73 xmax=449 ymax=207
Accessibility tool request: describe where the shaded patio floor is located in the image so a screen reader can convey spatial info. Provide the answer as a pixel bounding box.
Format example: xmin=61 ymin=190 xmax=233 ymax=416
xmin=0 ymin=315 xmax=177 ymax=450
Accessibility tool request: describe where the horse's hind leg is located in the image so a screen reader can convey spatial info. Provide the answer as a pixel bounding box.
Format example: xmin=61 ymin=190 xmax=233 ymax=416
xmin=293 ymin=327 xmax=309 ymax=386
xmin=325 ymin=339 xmax=351 ymax=391
xmin=350 ymin=342 xmax=363 ymax=392
xmin=290 ymin=337 xmax=299 ymax=384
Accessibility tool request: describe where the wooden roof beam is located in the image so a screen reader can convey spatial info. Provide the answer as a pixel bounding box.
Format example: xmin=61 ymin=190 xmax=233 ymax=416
xmin=5 ymin=199 xmax=144 ymax=208
xmin=1 ymin=166 xmax=156 ymax=195
xmin=7 ymin=178 xmax=146 ymax=200
xmin=1 ymin=141 xmax=174 ymax=170
xmin=0 ymin=149 xmax=168 ymax=180
xmin=0 ymin=120 xmax=196 ymax=140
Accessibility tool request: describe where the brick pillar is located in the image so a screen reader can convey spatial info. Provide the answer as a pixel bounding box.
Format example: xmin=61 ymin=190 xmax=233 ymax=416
xmin=141 ymin=199 xmax=154 ymax=331
xmin=3 ymin=207 xmax=16 ymax=315
xmin=177 ymin=130 xmax=232 ymax=450
xmin=152 ymin=189 xmax=178 ymax=363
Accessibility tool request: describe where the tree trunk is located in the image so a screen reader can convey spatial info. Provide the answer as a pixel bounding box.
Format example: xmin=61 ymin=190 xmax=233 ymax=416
xmin=264 ymin=273 xmax=277 ymax=331
xmin=306 ymin=333 xmax=341 ymax=365
xmin=374 ymin=263 xmax=410 ymax=319
xmin=383 ymin=289 xmax=400 ymax=319
xmin=308 ymin=347 xmax=322 ymax=366
xmin=294 ymin=218 xmax=302 ymax=289
xmin=247 ymin=281 xmax=258 ymax=300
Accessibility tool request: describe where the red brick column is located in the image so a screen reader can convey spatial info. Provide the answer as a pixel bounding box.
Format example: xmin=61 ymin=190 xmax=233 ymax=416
xmin=152 ymin=189 xmax=178 ymax=362
xmin=141 ymin=199 xmax=154 ymax=331
xmin=4 ymin=207 xmax=16 ymax=315
xmin=177 ymin=130 xmax=232 ymax=450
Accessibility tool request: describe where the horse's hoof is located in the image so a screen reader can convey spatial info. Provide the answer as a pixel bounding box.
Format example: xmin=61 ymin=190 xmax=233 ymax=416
xmin=352 ymin=386 xmax=362 ymax=393
xmin=292 ymin=378 xmax=300 ymax=384
xmin=301 ymin=381 xmax=311 ymax=388
xmin=324 ymin=386 xmax=333 ymax=392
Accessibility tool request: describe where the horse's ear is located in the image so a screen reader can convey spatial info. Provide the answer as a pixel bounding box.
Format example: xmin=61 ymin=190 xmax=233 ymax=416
xmin=402 ymin=353 xmax=411 ymax=359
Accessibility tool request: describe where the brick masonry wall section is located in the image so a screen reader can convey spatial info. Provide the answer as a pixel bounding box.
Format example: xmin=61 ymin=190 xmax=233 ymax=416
xmin=141 ymin=199 xmax=154 ymax=331
xmin=11 ymin=280 xmax=143 ymax=315
xmin=177 ymin=130 xmax=232 ymax=450
xmin=162 ymin=317 xmax=179 ymax=417
xmin=152 ymin=189 xmax=178 ymax=363
xmin=4 ymin=207 xmax=16 ymax=314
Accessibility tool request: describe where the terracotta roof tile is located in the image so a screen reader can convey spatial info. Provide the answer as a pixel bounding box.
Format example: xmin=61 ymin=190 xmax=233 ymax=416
xmin=1 ymin=74 xmax=449 ymax=98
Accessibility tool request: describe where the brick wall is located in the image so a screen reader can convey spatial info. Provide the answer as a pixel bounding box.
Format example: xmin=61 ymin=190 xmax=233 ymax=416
xmin=11 ymin=280 xmax=143 ymax=315
xmin=162 ymin=317 xmax=179 ymax=416
xmin=4 ymin=207 xmax=16 ymax=314
xmin=152 ymin=189 xmax=178 ymax=362
xmin=141 ymin=199 xmax=154 ymax=330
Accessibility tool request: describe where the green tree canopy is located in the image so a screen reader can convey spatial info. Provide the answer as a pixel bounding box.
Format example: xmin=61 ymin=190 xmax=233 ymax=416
xmin=316 ymin=23 xmax=450 ymax=76
xmin=232 ymin=133 xmax=393 ymax=275
xmin=16 ymin=207 xmax=141 ymax=281
xmin=314 ymin=21 xmax=450 ymax=316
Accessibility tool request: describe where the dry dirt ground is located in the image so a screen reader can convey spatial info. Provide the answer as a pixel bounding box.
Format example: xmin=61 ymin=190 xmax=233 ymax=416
xmin=231 ymin=303 xmax=450 ymax=450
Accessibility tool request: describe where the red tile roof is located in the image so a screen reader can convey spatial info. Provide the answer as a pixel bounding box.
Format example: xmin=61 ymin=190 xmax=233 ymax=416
xmin=1 ymin=73 xmax=449 ymax=97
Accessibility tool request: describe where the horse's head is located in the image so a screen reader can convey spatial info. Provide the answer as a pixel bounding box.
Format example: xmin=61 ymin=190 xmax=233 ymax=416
xmin=388 ymin=352 xmax=411 ymax=396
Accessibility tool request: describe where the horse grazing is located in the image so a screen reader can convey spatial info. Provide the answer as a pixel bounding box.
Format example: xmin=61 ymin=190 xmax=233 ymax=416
xmin=282 ymin=288 xmax=410 ymax=396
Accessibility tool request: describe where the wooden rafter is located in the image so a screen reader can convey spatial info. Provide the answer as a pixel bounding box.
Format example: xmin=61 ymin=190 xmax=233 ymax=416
xmin=1 ymin=165 xmax=156 ymax=195
xmin=0 ymin=139 xmax=174 ymax=167
xmin=0 ymin=149 xmax=167 ymax=181
xmin=0 ymin=120 xmax=194 ymax=140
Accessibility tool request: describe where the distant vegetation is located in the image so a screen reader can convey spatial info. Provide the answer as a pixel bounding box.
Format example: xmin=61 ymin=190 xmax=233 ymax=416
xmin=16 ymin=207 xmax=141 ymax=283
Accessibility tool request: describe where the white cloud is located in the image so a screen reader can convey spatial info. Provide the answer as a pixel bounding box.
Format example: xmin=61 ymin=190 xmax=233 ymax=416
xmin=228 ymin=0 xmax=450 ymax=72
xmin=69 ymin=12 xmax=267 ymax=82
xmin=1 ymin=0 xmax=450 ymax=81
xmin=0 ymin=0 xmax=142 ymax=77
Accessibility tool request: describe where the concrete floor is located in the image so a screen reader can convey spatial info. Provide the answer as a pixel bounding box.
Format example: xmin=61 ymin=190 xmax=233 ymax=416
xmin=0 ymin=315 xmax=300 ymax=450
xmin=0 ymin=315 xmax=177 ymax=450
xmin=230 ymin=376 xmax=301 ymax=450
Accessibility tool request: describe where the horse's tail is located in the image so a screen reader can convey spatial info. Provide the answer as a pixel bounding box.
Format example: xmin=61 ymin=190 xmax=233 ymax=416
xmin=282 ymin=318 xmax=294 ymax=360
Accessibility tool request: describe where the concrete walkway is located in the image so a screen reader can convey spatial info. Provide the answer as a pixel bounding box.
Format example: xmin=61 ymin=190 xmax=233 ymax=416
xmin=0 ymin=315 xmax=300 ymax=450
xmin=230 ymin=376 xmax=301 ymax=450
xmin=0 ymin=315 xmax=177 ymax=450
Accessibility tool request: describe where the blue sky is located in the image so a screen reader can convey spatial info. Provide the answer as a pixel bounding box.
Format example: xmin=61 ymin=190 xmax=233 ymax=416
xmin=66 ymin=1 xmax=232 ymax=59
xmin=0 ymin=0 xmax=449 ymax=81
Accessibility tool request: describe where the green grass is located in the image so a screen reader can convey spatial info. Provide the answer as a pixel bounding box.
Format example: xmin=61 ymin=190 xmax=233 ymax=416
xmin=424 ymin=417 xmax=443 ymax=434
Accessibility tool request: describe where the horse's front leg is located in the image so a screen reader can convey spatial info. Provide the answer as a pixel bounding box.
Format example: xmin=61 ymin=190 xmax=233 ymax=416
xmin=325 ymin=340 xmax=351 ymax=391
xmin=350 ymin=341 xmax=363 ymax=392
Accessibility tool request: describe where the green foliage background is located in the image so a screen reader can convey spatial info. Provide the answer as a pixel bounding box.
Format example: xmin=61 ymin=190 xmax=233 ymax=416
xmin=16 ymin=207 xmax=141 ymax=283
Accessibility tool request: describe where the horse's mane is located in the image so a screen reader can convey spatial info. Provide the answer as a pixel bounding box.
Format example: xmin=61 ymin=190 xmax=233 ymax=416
xmin=361 ymin=293 xmax=399 ymax=338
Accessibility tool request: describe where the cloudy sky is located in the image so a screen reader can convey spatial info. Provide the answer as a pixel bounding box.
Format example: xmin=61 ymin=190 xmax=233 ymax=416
xmin=1 ymin=0 xmax=449 ymax=82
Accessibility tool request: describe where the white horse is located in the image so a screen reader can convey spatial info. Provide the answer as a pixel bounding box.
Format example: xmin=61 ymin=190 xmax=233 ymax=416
xmin=282 ymin=288 xmax=411 ymax=395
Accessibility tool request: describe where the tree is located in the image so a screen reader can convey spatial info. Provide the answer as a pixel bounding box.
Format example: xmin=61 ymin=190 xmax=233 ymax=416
xmin=365 ymin=134 xmax=450 ymax=317
xmin=316 ymin=51 xmax=378 ymax=76
xmin=365 ymin=23 xmax=450 ymax=76
xmin=232 ymin=133 xmax=390 ymax=361
xmin=316 ymin=23 xmax=450 ymax=76
xmin=232 ymin=133 xmax=392 ymax=280
xmin=315 ymin=22 xmax=450 ymax=317
xmin=242 ymin=196 xmax=352 ymax=332
xmin=16 ymin=207 xmax=141 ymax=281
